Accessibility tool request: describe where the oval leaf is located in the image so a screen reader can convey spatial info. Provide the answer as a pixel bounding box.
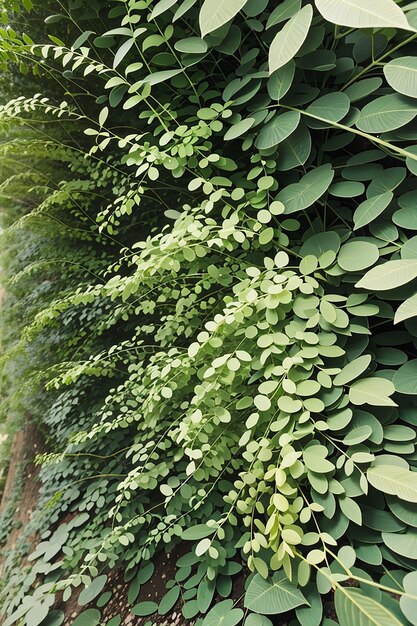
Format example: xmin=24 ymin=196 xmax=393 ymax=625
xmin=315 ymin=0 xmax=412 ymax=30
xmin=199 ymin=0 xmax=248 ymax=37
xmin=384 ymin=57 xmax=417 ymax=99
xmin=368 ymin=465 xmax=417 ymax=502
xmin=353 ymin=192 xmax=393 ymax=230
xmin=349 ymin=378 xmax=397 ymax=407
xmin=278 ymin=164 xmax=334 ymax=214
xmin=255 ymin=111 xmax=300 ymax=149
xmin=356 ymin=94 xmax=417 ymax=133
xmin=268 ymin=5 xmax=313 ymax=75
xmin=356 ymin=260 xmax=417 ymax=291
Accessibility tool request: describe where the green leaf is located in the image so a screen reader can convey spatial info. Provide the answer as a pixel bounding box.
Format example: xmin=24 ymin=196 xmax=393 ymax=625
xmin=71 ymin=610 xmax=102 ymax=626
xmin=305 ymin=92 xmax=350 ymax=126
xmin=300 ymin=232 xmax=340 ymax=256
xmin=182 ymin=524 xmax=213 ymax=540
xmin=150 ymin=0 xmax=178 ymax=19
xmin=174 ymin=37 xmax=208 ymax=53
xmin=340 ymin=496 xmax=362 ymax=525
xmin=356 ymin=94 xmax=417 ymax=133
xmin=41 ymin=611 xmax=64 ymax=626
xmin=245 ymin=573 xmax=308 ymax=614
xmin=277 ymin=164 xmax=334 ymax=214
xmin=400 ymin=572 xmax=417 ymax=626
xmin=334 ymin=355 xmax=372 ymax=386
xmin=315 ymin=0 xmax=412 ymax=30
xmin=382 ymin=530 xmax=417 ymax=559
xmin=78 ymin=575 xmax=107 ymax=606
xmin=142 ymin=69 xmax=183 ymax=85
xmin=113 ymin=39 xmax=134 ymax=69
xmin=266 ymin=0 xmax=301 ymax=28
xmin=338 ymin=242 xmax=379 ymax=272
xmin=132 ymin=601 xmax=158 ymax=616
xmin=343 ymin=425 xmax=372 ymax=446
xmin=394 ymin=293 xmax=417 ymax=324
xmin=267 ymin=61 xmax=295 ymax=101
xmin=329 ymin=181 xmax=364 ymax=198
xmin=277 ymin=123 xmax=311 ymax=171
xmin=202 ymin=600 xmax=243 ymax=626
xmin=295 ymin=585 xmax=323 ymax=626
xmin=392 ymin=359 xmax=417 ymax=394
xmin=303 ymin=445 xmax=334 ymax=473
xmin=72 ymin=31 xmax=95 ymax=50
xmin=132 ymin=564 xmax=152 ymax=587
xmin=345 ymin=78 xmax=383 ymax=103
xmin=224 ymin=117 xmax=255 ymax=141
xmin=334 ymin=588 xmax=404 ymax=626
xmin=268 ymin=5 xmax=313 ymax=75
xmin=24 ymin=603 xmax=51 ymax=626
xmin=158 ymin=586 xmax=180 ymax=615
xmin=255 ymin=111 xmax=300 ymax=149
xmin=349 ymin=378 xmax=397 ymax=407
xmin=384 ymin=57 xmax=417 ymax=99
xmin=353 ymin=192 xmax=393 ymax=230
xmin=356 ymin=260 xmax=417 ymax=291
xmin=388 ymin=498 xmax=417 ymax=527
xmin=401 ymin=236 xmax=417 ymax=260
xmin=368 ymin=465 xmax=417 ymax=502
xmin=199 ymin=0 xmax=248 ymax=37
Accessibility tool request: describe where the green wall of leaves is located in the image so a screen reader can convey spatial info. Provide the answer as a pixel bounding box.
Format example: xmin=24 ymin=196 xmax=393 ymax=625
xmin=1 ymin=0 xmax=417 ymax=625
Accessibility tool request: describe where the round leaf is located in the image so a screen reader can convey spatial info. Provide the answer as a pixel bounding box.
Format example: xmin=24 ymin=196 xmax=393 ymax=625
xmin=384 ymin=57 xmax=417 ymax=99
xmin=338 ymin=242 xmax=379 ymax=272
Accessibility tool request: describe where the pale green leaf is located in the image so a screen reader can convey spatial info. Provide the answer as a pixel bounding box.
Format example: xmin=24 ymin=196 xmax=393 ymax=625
xmin=349 ymin=378 xmax=397 ymax=406
xmin=353 ymin=192 xmax=393 ymax=230
xmin=199 ymin=0 xmax=248 ymax=37
xmin=268 ymin=6 xmax=313 ymax=75
xmin=315 ymin=0 xmax=412 ymax=30
xmin=382 ymin=530 xmax=417 ymax=559
xmin=384 ymin=57 xmax=417 ymax=98
xmin=394 ymin=293 xmax=417 ymax=324
xmin=356 ymin=260 xmax=417 ymax=291
xmin=338 ymin=241 xmax=379 ymax=272
xmin=367 ymin=465 xmax=417 ymax=502
xmin=244 ymin=573 xmax=308 ymax=614
xmin=334 ymin=355 xmax=371 ymax=386
xmin=400 ymin=572 xmax=417 ymax=626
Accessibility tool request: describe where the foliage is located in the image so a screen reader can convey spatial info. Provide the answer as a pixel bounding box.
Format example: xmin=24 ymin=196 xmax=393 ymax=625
xmin=1 ymin=0 xmax=417 ymax=625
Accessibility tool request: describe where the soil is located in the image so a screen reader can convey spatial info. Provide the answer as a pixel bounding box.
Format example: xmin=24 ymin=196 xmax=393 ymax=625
xmin=0 ymin=421 xmax=43 ymax=577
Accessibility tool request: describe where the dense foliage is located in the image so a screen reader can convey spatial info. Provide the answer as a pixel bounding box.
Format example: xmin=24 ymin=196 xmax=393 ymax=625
xmin=1 ymin=1 xmax=417 ymax=625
